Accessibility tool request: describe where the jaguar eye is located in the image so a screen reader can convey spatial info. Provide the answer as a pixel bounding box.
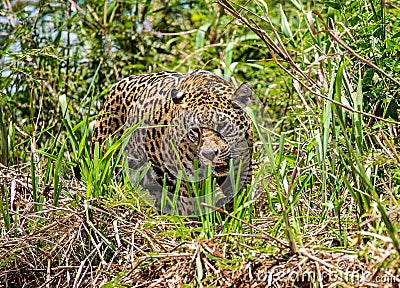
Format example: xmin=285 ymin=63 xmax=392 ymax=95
xmin=188 ymin=128 xmax=200 ymax=145
xmin=216 ymin=123 xmax=227 ymax=134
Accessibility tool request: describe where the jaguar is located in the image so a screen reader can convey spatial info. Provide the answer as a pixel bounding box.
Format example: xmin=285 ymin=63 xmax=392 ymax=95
xmin=92 ymin=70 xmax=253 ymax=215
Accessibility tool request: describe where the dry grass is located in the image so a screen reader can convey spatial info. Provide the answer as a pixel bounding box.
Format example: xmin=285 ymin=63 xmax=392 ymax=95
xmin=1 ymin=164 xmax=399 ymax=287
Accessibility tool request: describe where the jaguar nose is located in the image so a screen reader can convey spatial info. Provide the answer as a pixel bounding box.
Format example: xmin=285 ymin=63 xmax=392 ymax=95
xmin=201 ymin=149 xmax=218 ymax=161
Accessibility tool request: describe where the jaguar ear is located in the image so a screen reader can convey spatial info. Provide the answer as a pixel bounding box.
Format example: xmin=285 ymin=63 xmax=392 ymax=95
xmin=171 ymin=88 xmax=185 ymax=104
xmin=232 ymin=82 xmax=252 ymax=108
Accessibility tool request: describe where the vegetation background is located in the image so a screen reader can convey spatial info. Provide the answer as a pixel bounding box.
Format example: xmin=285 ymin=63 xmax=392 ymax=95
xmin=0 ymin=0 xmax=399 ymax=286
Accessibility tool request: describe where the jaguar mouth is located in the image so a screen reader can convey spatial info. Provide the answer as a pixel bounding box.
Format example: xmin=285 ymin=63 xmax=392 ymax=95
xmin=213 ymin=162 xmax=229 ymax=176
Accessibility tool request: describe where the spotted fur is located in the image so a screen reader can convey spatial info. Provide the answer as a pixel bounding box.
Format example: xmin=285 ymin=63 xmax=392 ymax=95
xmin=92 ymin=70 xmax=253 ymax=215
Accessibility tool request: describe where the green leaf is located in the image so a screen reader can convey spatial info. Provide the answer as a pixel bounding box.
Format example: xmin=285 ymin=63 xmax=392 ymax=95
xmin=196 ymin=23 xmax=211 ymax=50
xmin=280 ymin=5 xmax=293 ymax=39
xmin=324 ymin=2 xmax=341 ymax=10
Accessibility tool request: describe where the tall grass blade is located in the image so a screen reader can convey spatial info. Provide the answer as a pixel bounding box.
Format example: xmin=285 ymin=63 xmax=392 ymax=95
xmin=30 ymin=152 xmax=40 ymax=213
xmin=0 ymin=183 xmax=10 ymax=231
xmin=0 ymin=107 xmax=8 ymax=165
xmin=53 ymin=143 xmax=65 ymax=206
